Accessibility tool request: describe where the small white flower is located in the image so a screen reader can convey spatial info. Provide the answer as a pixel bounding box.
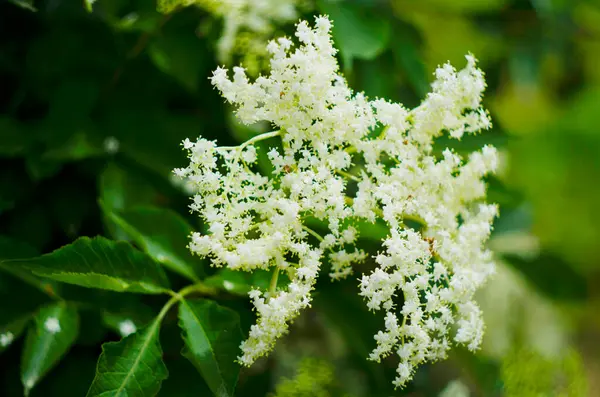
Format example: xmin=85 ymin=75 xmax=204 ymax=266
xmin=44 ymin=317 xmax=61 ymax=334
xmin=118 ymin=320 xmax=137 ymax=337
xmin=103 ymin=136 xmax=120 ymax=154
xmin=223 ymin=281 xmax=235 ymax=291
xmin=0 ymin=332 xmax=14 ymax=347
xmin=24 ymin=376 xmax=37 ymax=391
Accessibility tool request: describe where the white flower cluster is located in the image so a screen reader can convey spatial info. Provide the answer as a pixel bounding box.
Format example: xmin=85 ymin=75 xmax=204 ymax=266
xmin=158 ymin=0 xmax=300 ymax=73
xmin=175 ymin=16 xmax=498 ymax=388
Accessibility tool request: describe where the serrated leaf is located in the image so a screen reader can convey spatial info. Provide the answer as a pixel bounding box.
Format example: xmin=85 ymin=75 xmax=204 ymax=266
xmin=21 ymin=303 xmax=79 ymax=396
xmin=317 ymin=0 xmax=391 ymax=69
xmin=178 ymin=298 xmax=243 ymax=397
xmin=7 ymin=236 xmax=171 ymax=294
xmin=86 ymin=318 xmax=168 ymax=397
xmin=102 ymin=204 xmax=202 ymax=281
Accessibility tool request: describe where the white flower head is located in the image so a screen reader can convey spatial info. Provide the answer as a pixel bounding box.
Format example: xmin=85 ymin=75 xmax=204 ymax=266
xmin=118 ymin=320 xmax=137 ymax=337
xmin=44 ymin=317 xmax=61 ymax=334
xmin=178 ymin=16 xmax=497 ymax=388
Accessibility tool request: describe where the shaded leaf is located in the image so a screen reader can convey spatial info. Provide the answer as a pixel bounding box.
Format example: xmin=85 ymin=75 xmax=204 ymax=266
xmin=391 ymin=22 xmax=429 ymax=98
xmin=178 ymin=298 xmax=243 ymax=397
xmin=100 ymin=163 xmax=158 ymax=212
xmin=148 ymin=32 xmax=207 ymax=92
xmin=0 ymin=167 xmax=33 ymax=215
xmin=0 ymin=117 xmax=32 ymax=157
xmin=8 ymin=0 xmax=36 ymax=11
xmin=102 ymin=204 xmax=203 ymax=281
xmin=502 ymin=253 xmax=589 ymax=303
xmin=317 ymin=0 xmax=391 ymax=69
xmin=0 ymin=237 xmax=53 ymax=350
xmin=21 ymin=303 xmax=79 ymax=396
xmin=102 ymin=302 xmax=155 ymax=339
xmin=314 ymin=281 xmax=389 ymax=391
xmin=203 ymin=268 xmax=277 ymax=296
xmin=86 ymin=319 xmax=168 ymax=397
xmin=158 ymin=356 xmax=212 ymax=397
xmin=7 ymin=236 xmax=171 ymax=294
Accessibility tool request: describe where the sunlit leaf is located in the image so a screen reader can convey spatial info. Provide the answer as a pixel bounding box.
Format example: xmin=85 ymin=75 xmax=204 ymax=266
xmin=7 ymin=236 xmax=171 ymax=294
xmin=178 ymin=298 xmax=243 ymax=397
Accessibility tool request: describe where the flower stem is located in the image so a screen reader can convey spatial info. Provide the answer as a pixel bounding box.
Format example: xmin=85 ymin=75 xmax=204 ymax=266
xmin=219 ymin=130 xmax=281 ymax=151
xmin=268 ymin=267 xmax=280 ymax=299
xmin=158 ymin=282 xmax=217 ymax=323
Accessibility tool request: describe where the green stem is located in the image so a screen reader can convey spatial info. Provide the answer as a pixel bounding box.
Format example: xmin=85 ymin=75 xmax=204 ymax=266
xmin=337 ymin=170 xmax=361 ymax=182
xmin=268 ymin=267 xmax=280 ymax=299
xmin=158 ymin=282 xmax=217 ymax=323
xmin=267 ymin=266 xmax=279 ymax=300
xmin=302 ymin=225 xmax=324 ymax=242
xmin=219 ymin=130 xmax=281 ymax=151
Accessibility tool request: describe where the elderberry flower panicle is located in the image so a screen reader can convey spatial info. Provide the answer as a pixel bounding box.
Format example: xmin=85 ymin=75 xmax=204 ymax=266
xmin=176 ymin=15 xmax=499 ymax=388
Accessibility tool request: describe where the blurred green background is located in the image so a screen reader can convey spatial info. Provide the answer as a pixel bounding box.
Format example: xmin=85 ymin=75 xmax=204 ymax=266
xmin=1 ymin=0 xmax=599 ymax=396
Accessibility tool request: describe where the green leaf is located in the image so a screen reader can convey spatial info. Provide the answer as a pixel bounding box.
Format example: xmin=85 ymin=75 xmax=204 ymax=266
xmin=178 ymin=298 xmax=243 ymax=397
xmin=99 ymin=163 xmax=160 ymax=240
xmin=86 ymin=319 xmax=169 ymax=397
xmin=102 ymin=204 xmax=203 ymax=281
xmin=158 ymin=356 xmax=212 ymax=397
xmin=102 ymin=302 xmax=155 ymax=339
xmin=0 ymin=117 xmax=32 ymax=157
xmin=502 ymin=253 xmax=589 ymax=303
xmin=21 ymin=303 xmax=79 ymax=396
xmin=0 ymin=237 xmax=54 ymax=351
xmin=7 ymin=236 xmax=171 ymax=294
xmin=391 ymin=22 xmax=430 ymax=98
xmin=0 ymin=270 xmax=52 ymax=348
xmin=203 ymin=268 xmax=278 ymax=296
xmin=85 ymin=0 xmax=97 ymax=12
xmin=8 ymin=0 xmax=36 ymax=11
xmin=148 ymin=32 xmax=207 ymax=92
xmin=0 ymin=168 xmax=33 ymax=215
xmin=317 ymin=0 xmax=391 ymax=69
